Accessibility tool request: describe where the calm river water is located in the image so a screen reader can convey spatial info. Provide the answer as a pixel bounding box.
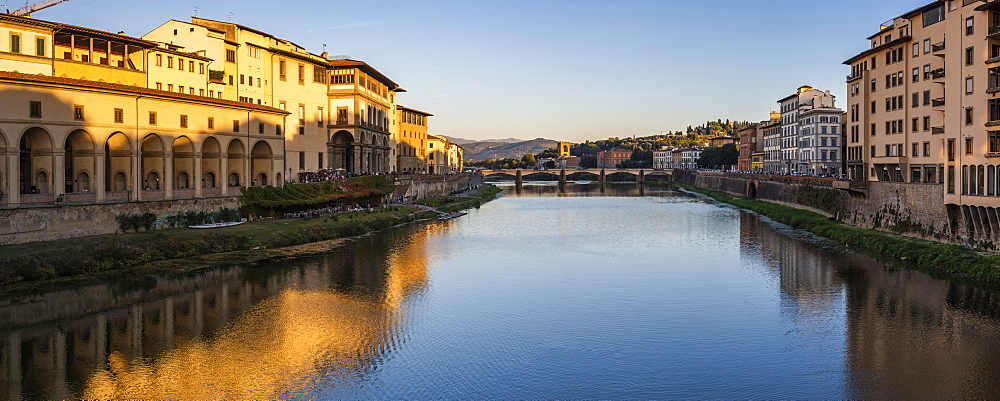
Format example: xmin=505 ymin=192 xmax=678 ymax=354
xmin=3 ymin=183 xmax=1000 ymax=399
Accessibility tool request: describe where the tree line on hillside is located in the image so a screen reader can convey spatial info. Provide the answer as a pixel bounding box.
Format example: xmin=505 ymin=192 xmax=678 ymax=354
xmin=465 ymin=118 xmax=752 ymax=170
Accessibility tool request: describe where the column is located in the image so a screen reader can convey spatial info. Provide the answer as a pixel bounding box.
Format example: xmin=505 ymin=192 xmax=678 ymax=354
xmin=193 ymin=153 xmax=203 ymax=197
xmin=53 ymin=152 xmax=65 ymax=197
xmin=163 ymin=153 xmax=173 ymax=199
xmin=219 ymin=153 xmax=228 ymax=195
xmin=132 ymin=149 xmax=141 ymax=201
xmin=6 ymin=153 xmax=18 ymax=205
xmin=353 ymin=144 xmax=362 ymax=174
xmin=94 ymin=152 xmax=106 ymax=202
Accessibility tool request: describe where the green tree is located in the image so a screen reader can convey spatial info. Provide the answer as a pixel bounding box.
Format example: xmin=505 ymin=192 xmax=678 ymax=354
xmin=522 ymin=153 xmax=537 ymax=165
xmin=696 ymin=143 xmax=739 ymax=169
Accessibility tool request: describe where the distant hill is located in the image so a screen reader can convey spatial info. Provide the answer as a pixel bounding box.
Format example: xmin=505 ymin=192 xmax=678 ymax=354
xmin=443 ymin=136 xmax=525 ymax=145
xmin=462 ymin=138 xmax=559 ymax=161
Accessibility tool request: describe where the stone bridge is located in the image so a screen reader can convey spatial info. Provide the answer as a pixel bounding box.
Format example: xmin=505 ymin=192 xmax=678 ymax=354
xmin=481 ymin=168 xmax=674 ymax=184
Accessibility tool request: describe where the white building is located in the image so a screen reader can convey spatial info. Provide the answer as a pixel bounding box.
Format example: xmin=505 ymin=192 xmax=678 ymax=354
xmin=653 ymin=147 xmax=672 ymax=169
xmin=777 ymin=85 xmax=836 ymax=174
xmin=679 ymin=148 xmax=702 ymax=169
xmin=797 ymin=108 xmax=843 ymax=175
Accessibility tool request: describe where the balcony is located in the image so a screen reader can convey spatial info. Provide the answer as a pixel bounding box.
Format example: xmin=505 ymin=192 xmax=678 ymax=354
xmin=931 ymin=41 xmax=946 ymax=55
xmin=846 ymin=73 xmax=863 ymax=83
xmin=990 ymin=24 xmax=1000 ymax=39
xmin=931 ymin=97 xmax=946 ymax=107
xmin=989 ymin=86 xmax=1000 ymax=94
xmin=932 ymin=126 xmax=945 ymax=134
xmin=930 ymin=69 xmax=946 ymax=80
xmin=987 ymin=121 xmax=1000 ymax=127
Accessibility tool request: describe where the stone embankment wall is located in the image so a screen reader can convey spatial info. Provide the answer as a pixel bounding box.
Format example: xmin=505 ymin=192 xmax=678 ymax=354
xmin=0 ymin=196 xmax=240 ymax=245
xmin=401 ymin=175 xmax=472 ymax=200
xmin=674 ymin=170 xmax=955 ymax=244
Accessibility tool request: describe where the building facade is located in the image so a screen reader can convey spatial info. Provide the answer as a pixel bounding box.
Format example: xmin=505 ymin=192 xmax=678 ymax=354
xmin=396 ymin=106 xmax=431 ymax=173
xmin=797 ymin=107 xmax=844 ymax=175
xmin=653 ymin=147 xmax=673 ymax=169
xmin=738 ymin=125 xmax=759 ymax=171
xmin=761 ymin=113 xmax=782 ymax=174
xmin=778 ymin=85 xmax=837 ymax=174
xmin=597 ymin=149 xmax=633 ymax=168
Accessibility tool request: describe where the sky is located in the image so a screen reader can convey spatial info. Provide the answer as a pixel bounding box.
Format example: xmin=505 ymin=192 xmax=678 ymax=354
xmin=19 ymin=0 xmax=932 ymax=142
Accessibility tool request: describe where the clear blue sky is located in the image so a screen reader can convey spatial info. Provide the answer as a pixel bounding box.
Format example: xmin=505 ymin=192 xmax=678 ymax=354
xmin=25 ymin=0 xmax=928 ymax=142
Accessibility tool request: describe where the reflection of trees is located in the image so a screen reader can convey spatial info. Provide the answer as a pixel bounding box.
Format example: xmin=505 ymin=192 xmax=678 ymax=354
xmin=740 ymin=211 xmax=1000 ymax=399
xmin=0 ymin=225 xmax=432 ymax=400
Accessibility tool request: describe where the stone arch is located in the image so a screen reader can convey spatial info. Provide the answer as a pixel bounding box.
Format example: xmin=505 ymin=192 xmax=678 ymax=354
xmin=276 ymin=172 xmax=282 ymax=186
xmin=226 ymin=139 xmax=245 ymax=188
xmin=105 ymin=132 xmax=132 ymax=193
xmin=19 ymin=127 xmax=54 ymax=194
xmin=251 ymin=140 xmax=273 ymax=187
xmin=201 ymin=136 xmax=222 ymax=189
xmin=141 ymin=134 xmax=165 ymax=191
xmin=64 ymin=129 xmax=96 ymax=193
xmin=172 ymin=136 xmax=195 ymax=192
xmin=330 ymin=130 xmax=354 ymax=172
xmin=747 ymin=181 xmax=758 ymax=199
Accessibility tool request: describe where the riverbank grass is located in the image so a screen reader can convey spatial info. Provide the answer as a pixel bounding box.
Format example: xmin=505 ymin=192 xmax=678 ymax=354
xmin=0 ymin=206 xmax=418 ymax=285
xmin=677 ymin=183 xmax=1000 ymax=284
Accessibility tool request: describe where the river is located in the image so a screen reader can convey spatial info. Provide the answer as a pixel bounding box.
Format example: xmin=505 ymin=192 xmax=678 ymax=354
xmin=2 ymin=182 xmax=1000 ymax=399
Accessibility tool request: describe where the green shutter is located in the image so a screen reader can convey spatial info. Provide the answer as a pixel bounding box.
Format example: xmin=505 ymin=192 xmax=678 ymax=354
xmin=10 ymin=34 xmax=20 ymax=54
xmin=35 ymin=37 xmax=44 ymax=57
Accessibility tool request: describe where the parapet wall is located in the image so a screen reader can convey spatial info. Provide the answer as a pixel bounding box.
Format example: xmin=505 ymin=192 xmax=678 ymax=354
xmin=403 ymin=175 xmax=472 ymax=200
xmin=0 ymin=196 xmax=241 ymax=245
xmin=674 ymin=170 xmax=956 ymax=245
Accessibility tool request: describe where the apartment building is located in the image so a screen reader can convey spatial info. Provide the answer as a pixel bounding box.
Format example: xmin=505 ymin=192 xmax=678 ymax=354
xmin=447 ymin=143 xmax=464 ymax=173
xmin=597 ymin=149 xmax=633 ymax=168
xmin=653 ymin=147 xmax=673 ymax=169
xmin=738 ymin=124 xmax=760 ymax=171
xmin=396 ymin=106 xmax=432 ymax=173
xmin=797 ymin=108 xmax=844 ymax=175
xmin=761 ymin=113 xmax=782 ymax=173
xmin=778 ymin=86 xmax=837 ymax=174
xmin=842 ymin=0 xmax=1000 ymax=235
xmin=426 ymin=135 xmax=448 ymax=174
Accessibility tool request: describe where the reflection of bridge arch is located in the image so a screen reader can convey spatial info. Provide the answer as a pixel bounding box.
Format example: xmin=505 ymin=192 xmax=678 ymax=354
xmin=566 ymin=172 xmax=600 ymax=181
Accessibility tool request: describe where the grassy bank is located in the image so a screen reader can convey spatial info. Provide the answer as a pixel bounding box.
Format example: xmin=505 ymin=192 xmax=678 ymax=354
xmin=0 ymin=207 xmax=420 ymax=285
xmin=417 ymin=184 xmax=504 ymax=213
xmin=0 ymin=184 xmax=504 ymax=287
xmin=676 ymin=183 xmax=1000 ymax=284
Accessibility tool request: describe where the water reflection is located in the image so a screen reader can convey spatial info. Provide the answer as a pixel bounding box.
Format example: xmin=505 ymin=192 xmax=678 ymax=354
xmin=0 ymin=226 xmax=435 ymax=399
xmin=740 ymin=212 xmax=1000 ymax=399
xmin=5 ymin=183 xmax=1000 ymax=398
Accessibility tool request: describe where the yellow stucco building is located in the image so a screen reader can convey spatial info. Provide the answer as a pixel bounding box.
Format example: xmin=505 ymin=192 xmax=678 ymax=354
xmin=395 ymin=105 xmax=431 ymax=173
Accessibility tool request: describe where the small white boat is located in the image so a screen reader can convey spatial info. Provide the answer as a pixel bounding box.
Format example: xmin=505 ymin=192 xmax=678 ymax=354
xmin=438 ymin=212 xmax=467 ymax=221
xmin=189 ymin=219 xmax=247 ymax=229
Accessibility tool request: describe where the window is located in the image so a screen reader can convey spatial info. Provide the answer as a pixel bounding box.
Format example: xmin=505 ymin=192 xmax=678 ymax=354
xmin=276 ymin=124 xmax=282 ymax=136
xmin=226 ymin=49 xmax=236 ymax=62
xmin=317 ymin=107 xmax=324 ymax=127
xmin=149 ymin=112 xmax=157 ymax=125
xmin=967 ymin=16 xmax=975 ymax=35
xmin=257 ymin=78 xmax=261 ymax=88
xmin=35 ymin=37 xmax=44 ymax=57
xmin=298 ymin=64 xmax=305 ymax=85
xmin=991 ymin=99 xmax=1000 ymax=121
xmin=992 ymin=131 xmax=1000 ymax=153
xmin=178 ymin=58 xmax=184 ymax=71
xmin=923 ymin=90 xmax=931 ymax=105
xmin=923 ymin=64 xmax=931 ymax=80
xmin=299 ymin=152 xmax=306 ymax=169
xmin=913 ymin=68 xmax=919 ymax=82
xmin=199 ymin=63 xmax=204 ymax=74
xmin=10 ymin=33 xmax=20 ymax=54
xmin=298 ymin=104 xmax=305 ymax=126
xmin=948 ymin=139 xmax=956 ymax=162
xmin=180 ymin=114 xmax=188 ymax=128
xmin=967 ymin=108 xmax=974 ymax=125
xmin=28 ymin=100 xmax=41 ymax=118
xmin=229 ymin=75 xmax=234 ymax=85
xmin=924 ymin=142 xmax=931 ymax=157
xmin=871 ymin=78 xmax=876 ymax=92
xmin=73 ymin=105 xmax=84 ymax=121
xmin=240 ymin=74 xmax=245 ymax=85
xmin=912 ymin=118 xmax=919 ymax=132
xmin=179 ymin=85 xmax=184 ymax=93
xmin=208 ymin=117 xmax=215 ymax=129
xmin=167 ymin=56 xmax=173 ymax=69
xmin=966 ymin=138 xmax=974 ymax=155
xmin=912 ymin=92 xmax=919 ymax=108
xmin=278 ymin=101 xmax=286 ymax=111
xmin=156 ymin=54 xmax=162 ymax=66
xmin=319 ymin=152 xmax=324 ymax=169
xmin=922 ymin=5 xmax=944 ymax=27
xmin=199 ymin=89 xmax=204 ymax=96
xmin=189 ymin=60 xmax=194 ymax=72
xmin=924 ymin=116 xmax=930 ymax=131
xmin=233 ymin=120 xmax=240 ymax=132
xmin=114 ymin=108 xmax=124 ymax=123
xmin=279 ymin=60 xmax=287 ymax=81
xmin=259 ymin=122 xmax=265 ymax=134
xmin=913 ymin=43 xmax=919 ymax=57
xmin=924 ymin=39 xmax=931 ymax=54
xmin=913 ymin=143 xmax=919 ymax=157
xmin=313 ymin=66 xmax=327 ymax=83
xmin=248 ymin=46 xmax=261 ymax=58
xmin=967 ymin=77 xmax=975 ymax=94
xmin=967 ymin=47 xmax=975 ymax=65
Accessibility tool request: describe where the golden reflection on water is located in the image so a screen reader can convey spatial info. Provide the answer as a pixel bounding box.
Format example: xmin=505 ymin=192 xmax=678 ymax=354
xmin=3 ymin=225 xmax=436 ymax=400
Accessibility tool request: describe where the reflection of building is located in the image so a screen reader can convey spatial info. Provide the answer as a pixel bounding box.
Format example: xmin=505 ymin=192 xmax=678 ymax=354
xmin=597 ymin=149 xmax=632 ymax=168
xmin=0 ymin=224 xmax=433 ymax=399
xmin=741 ymin=209 xmax=1000 ymax=399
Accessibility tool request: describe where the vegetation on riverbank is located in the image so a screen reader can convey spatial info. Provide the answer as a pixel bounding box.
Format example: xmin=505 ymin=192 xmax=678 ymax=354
xmin=0 ymin=184 xmax=504 ymax=287
xmin=241 ymin=175 xmax=394 ymax=211
xmin=676 ymin=183 xmax=1000 ymax=284
xmin=0 ymin=207 xmax=418 ymax=286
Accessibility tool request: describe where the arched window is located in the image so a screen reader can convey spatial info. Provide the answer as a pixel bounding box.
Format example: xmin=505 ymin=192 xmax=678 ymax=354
xmin=257 ymin=172 xmax=267 ymax=187
xmin=205 ymin=172 xmax=216 ymax=188
xmin=35 ymin=171 xmax=48 ymax=194
xmin=114 ymin=172 xmax=127 ymax=192
xmin=228 ymin=172 xmax=240 ymax=187
xmin=177 ymin=172 xmax=189 ymax=189
xmin=77 ymin=172 xmax=90 ymax=192
xmin=146 ymin=171 xmax=160 ymax=190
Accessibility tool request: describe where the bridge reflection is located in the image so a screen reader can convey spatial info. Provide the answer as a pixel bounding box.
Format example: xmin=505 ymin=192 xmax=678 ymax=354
xmin=0 ymin=225 xmax=435 ymax=399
